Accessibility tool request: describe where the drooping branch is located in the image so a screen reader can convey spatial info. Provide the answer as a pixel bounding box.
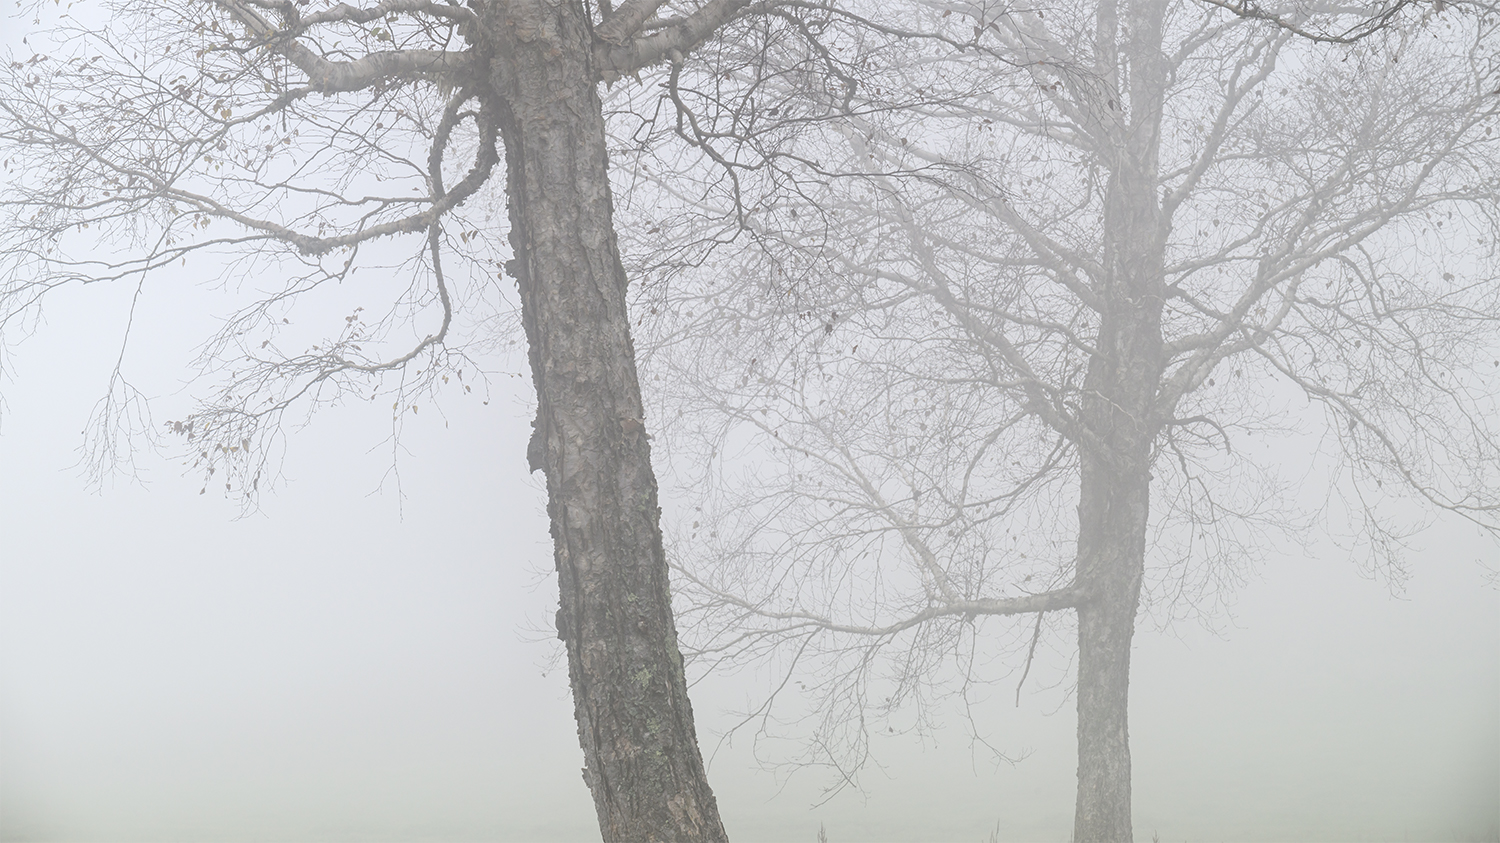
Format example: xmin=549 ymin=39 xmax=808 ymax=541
xmin=0 ymin=3 xmax=509 ymax=503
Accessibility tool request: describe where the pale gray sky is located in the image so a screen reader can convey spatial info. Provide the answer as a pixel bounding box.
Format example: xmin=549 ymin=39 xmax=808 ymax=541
xmin=0 ymin=4 xmax=1496 ymax=842
xmin=2 ymin=264 xmax=1495 ymax=843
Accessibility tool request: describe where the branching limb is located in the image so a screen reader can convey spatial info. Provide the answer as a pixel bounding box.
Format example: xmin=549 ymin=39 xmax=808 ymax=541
xmin=677 ymin=562 xmax=1080 ymax=637
xmin=595 ymin=0 xmax=758 ymax=82
xmin=1195 ymin=0 xmax=1426 ymax=44
xmin=596 ymin=0 xmax=673 ymax=45
xmin=213 ymin=0 xmax=471 ymax=93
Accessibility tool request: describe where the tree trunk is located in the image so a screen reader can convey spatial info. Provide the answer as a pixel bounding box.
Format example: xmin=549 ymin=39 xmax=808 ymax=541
xmin=486 ymin=2 xmax=728 ymax=840
xmin=1070 ymin=195 xmax=1164 ymax=842
xmin=1072 ymin=449 xmax=1150 ymax=843
xmin=1070 ymin=0 xmax=1169 ymax=836
xmin=1071 ymin=302 xmax=1159 ymax=843
xmin=1070 ymin=287 xmax=1160 ymax=843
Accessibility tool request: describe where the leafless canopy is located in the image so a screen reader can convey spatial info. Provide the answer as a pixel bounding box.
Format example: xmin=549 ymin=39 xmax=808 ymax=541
xmin=0 ymin=0 xmax=818 ymax=501
xmin=622 ymin=0 xmax=1500 ymax=787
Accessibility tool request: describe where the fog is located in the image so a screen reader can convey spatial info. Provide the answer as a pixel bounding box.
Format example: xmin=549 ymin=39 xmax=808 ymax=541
xmin=2 ymin=4 xmax=1498 ymax=842
xmin=0 ymin=267 xmax=1495 ymax=842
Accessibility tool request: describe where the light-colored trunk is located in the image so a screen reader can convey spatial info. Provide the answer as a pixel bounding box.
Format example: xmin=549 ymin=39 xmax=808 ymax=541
xmin=1069 ymin=295 xmax=1159 ymax=842
xmin=1072 ymin=450 xmax=1150 ymax=842
xmin=489 ymin=2 xmax=727 ymax=840
xmin=1072 ymin=2 xmax=1168 ymax=838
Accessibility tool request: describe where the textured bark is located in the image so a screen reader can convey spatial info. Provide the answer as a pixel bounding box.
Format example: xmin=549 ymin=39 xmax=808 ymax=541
xmin=1072 ymin=2 xmax=1168 ymax=839
xmin=1072 ymin=428 xmax=1153 ymax=843
xmin=1072 ymin=297 xmax=1160 ymax=843
xmin=485 ymin=2 xmax=728 ymax=840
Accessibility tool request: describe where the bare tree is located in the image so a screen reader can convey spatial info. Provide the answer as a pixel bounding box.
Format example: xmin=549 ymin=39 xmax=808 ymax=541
xmin=0 ymin=0 xmax=881 ymax=839
xmin=628 ymin=1 xmax=1500 ymax=840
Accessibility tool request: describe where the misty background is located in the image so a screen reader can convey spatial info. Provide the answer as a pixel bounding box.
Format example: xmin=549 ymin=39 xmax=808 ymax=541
xmin=1 ymin=211 xmax=1495 ymax=843
xmin=1 ymin=4 xmax=1497 ymax=843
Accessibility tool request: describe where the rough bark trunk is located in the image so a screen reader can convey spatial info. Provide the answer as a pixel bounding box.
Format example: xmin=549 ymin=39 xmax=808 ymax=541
xmin=486 ymin=2 xmax=728 ymax=840
xmin=1070 ymin=282 xmax=1160 ymax=842
xmin=1071 ymin=301 xmax=1160 ymax=843
xmin=1072 ymin=3 xmax=1168 ymax=839
xmin=1072 ymin=449 xmax=1150 ymax=843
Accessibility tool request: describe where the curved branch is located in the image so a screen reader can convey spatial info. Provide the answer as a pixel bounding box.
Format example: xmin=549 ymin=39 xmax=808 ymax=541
xmin=595 ymin=0 xmax=756 ymax=82
xmin=214 ymin=0 xmax=471 ymax=93
xmin=1195 ymin=0 xmax=1424 ymax=44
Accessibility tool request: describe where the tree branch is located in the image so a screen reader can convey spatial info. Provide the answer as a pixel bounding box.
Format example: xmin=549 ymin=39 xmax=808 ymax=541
xmin=213 ymin=0 xmax=470 ymax=93
xmin=594 ymin=0 xmax=756 ymax=82
xmin=1195 ymin=0 xmax=1425 ymax=44
xmin=676 ymin=566 xmax=1081 ymax=638
xmin=595 ymin=0 xmax=672 ymax=45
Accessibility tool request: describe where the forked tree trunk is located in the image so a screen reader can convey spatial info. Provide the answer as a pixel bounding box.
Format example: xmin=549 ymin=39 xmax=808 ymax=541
xmin=1070 ymin=234 xmax=1163 ymax=843
xmin=1072 ymin=0 xmax=1168 ymax=831
xmin=486 ymin=2 xmax=727 ymax=840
